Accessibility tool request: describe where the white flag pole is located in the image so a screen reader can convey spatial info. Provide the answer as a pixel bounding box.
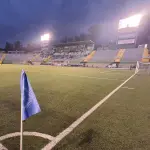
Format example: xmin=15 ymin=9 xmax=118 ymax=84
xmin=20 ymin=98 xmax=23 ymax=150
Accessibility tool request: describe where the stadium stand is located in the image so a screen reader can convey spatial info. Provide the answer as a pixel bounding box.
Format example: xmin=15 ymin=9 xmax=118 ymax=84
xmin=82 ymin=50 xmax=96 ymax=62
xmin=89 ymin=49 xmax=118 ymax=63
xmin=69 ymin=56 xmax=85 ymax=64
xmin=121 ymin=48 xmax=144 ymax=63
xmin=3 ymin=51 xmax=42 ymax=64
xmin=51 ymin=40 xmax=94 ymax=64
xmin=1 ymin=43 xmax=147 ymax=69
xmin=85 ymin=47 xmax=146 ymax=68
xmin=42 ymin=55 xmax=51 ymax=63
xmin=86 ymin=47 xmax=148 ymax=69
xmin=30 ymin=53 xmax=43 ymax=64
xmin=114 ymin=49 xmax=125 ymax=63
xmin=4 ymin=53 xmax=30 ymax=64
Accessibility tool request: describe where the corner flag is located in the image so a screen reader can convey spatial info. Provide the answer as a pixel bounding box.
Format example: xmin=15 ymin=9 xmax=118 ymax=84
xmin=20 ymin=70 xmax=41 ymax=150
xmin=20 ymin=70 xmax=41 ymax=121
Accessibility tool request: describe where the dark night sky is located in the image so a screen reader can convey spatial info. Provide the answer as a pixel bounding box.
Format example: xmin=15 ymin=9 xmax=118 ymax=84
xmin=0 ymin=0 xmax=149 ymax=47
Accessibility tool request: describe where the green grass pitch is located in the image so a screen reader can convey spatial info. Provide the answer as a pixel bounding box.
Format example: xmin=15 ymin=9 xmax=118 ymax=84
xmin=0 ymin=64 xmax=150 ymax=150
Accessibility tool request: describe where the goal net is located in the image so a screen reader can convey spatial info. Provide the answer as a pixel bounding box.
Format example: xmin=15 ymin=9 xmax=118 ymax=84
xmin=135 ymin=61 xmax=150 ymax=75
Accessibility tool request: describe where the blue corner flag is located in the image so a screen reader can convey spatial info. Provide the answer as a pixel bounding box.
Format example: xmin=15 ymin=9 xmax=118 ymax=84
xmin=20 ymin=70 xmax=41 ymax=121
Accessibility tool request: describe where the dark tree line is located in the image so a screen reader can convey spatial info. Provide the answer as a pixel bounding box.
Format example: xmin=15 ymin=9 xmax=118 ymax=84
xmin=0 ymin=41 xmax=42 ymax=53
xmin=2 ymin=41 xmax=22 ymax=52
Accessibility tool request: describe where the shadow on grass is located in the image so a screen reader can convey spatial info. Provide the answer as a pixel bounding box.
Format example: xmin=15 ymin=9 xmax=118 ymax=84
xmin=54 ymin=129 xmax=98 ymax=150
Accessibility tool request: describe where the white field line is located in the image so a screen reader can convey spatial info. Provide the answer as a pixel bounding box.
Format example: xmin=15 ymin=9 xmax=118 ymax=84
xmin=42 ymin=73 xmax=137 ymax=150
xmin=0 ymin=132 xmax=55 ymax=141
xmin=102 ymin=70 xmax=132 ymax=74
xmin=61 ymin=74 xmax=125 ymax=81
xmin=109 ymin=68 xmax=130 ymax=70
xmin=102 ymin=71 xmax=124 ymax=75
xmin=99 ymin=71 xmax=113 ymax=73
xmin=0 ymin=143 xmax=7 ymax=150
xmin=122 ymin=86 xmax=135 ymax=90
xmin=99 ymin=71 xmax=123 ymax=74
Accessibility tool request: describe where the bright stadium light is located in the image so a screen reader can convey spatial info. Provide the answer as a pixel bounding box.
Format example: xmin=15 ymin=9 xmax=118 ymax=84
xmin=118 ymin=14 xmax=143 ymax=29
xmin=41 ymin=33 xmax=50 ymax=41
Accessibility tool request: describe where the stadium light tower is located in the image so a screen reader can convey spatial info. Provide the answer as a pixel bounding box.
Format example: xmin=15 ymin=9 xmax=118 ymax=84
xmin=41 ymin=33 xmax=51 ymax=53
xmin=117 ymin=14 xmax=144 ymax=47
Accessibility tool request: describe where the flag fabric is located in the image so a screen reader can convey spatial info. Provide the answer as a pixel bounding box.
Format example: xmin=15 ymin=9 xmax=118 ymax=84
xmin=20 ymin=70 xmax=41 ymax=121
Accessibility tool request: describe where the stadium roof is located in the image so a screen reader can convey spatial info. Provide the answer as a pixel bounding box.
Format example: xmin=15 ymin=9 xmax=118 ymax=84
xmin=53 ymin=40 xmax=94 ymax=47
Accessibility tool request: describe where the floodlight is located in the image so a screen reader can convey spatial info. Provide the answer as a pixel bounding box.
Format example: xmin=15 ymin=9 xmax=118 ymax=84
xmin=118 ymin=14 xmax=142 ymax=29
xmin=41 ymin=33 xmax=50 ymax=41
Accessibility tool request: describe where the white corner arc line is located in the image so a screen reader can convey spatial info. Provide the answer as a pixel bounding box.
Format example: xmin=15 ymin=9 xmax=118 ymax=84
xmin=42 ymin=73 xmax=136 ymax=150
xmin=0 ymin=143 xmax=7 ymax=150
xmin=61 ymin=74 xmax=125 ymax=81
xmin=0 ymin=132 xmax=55 ymax=141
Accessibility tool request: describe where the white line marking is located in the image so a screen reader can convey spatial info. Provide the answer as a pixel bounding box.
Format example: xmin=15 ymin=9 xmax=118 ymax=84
xmin=61 ymin=74 xmax=124 ymax=81
xmin=42 ymin=73 xmax=136 ymax=150
xmin=99 ymin=71 xmax=123 ymax=74
xmin=100 ymin=70 xmax=132 ymax=75
xmin=0 ymin=132 xmax=55 ymax=141
xmin=102 ymin=71 xmax=124 ymax=75
xmin=110 ymin=68 xmax=130 ymax=70
xmin=0 ymin=143 xmax=7 ymax=150
xmin=122 ymin=87 xmax=134 ymax=90
xmin=99 ymin=71 xmax=113 ymax=73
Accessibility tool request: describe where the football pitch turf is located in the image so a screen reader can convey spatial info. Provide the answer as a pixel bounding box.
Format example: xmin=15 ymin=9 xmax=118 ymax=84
xmin=0 ymin=64 xmax=150 ymax=150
